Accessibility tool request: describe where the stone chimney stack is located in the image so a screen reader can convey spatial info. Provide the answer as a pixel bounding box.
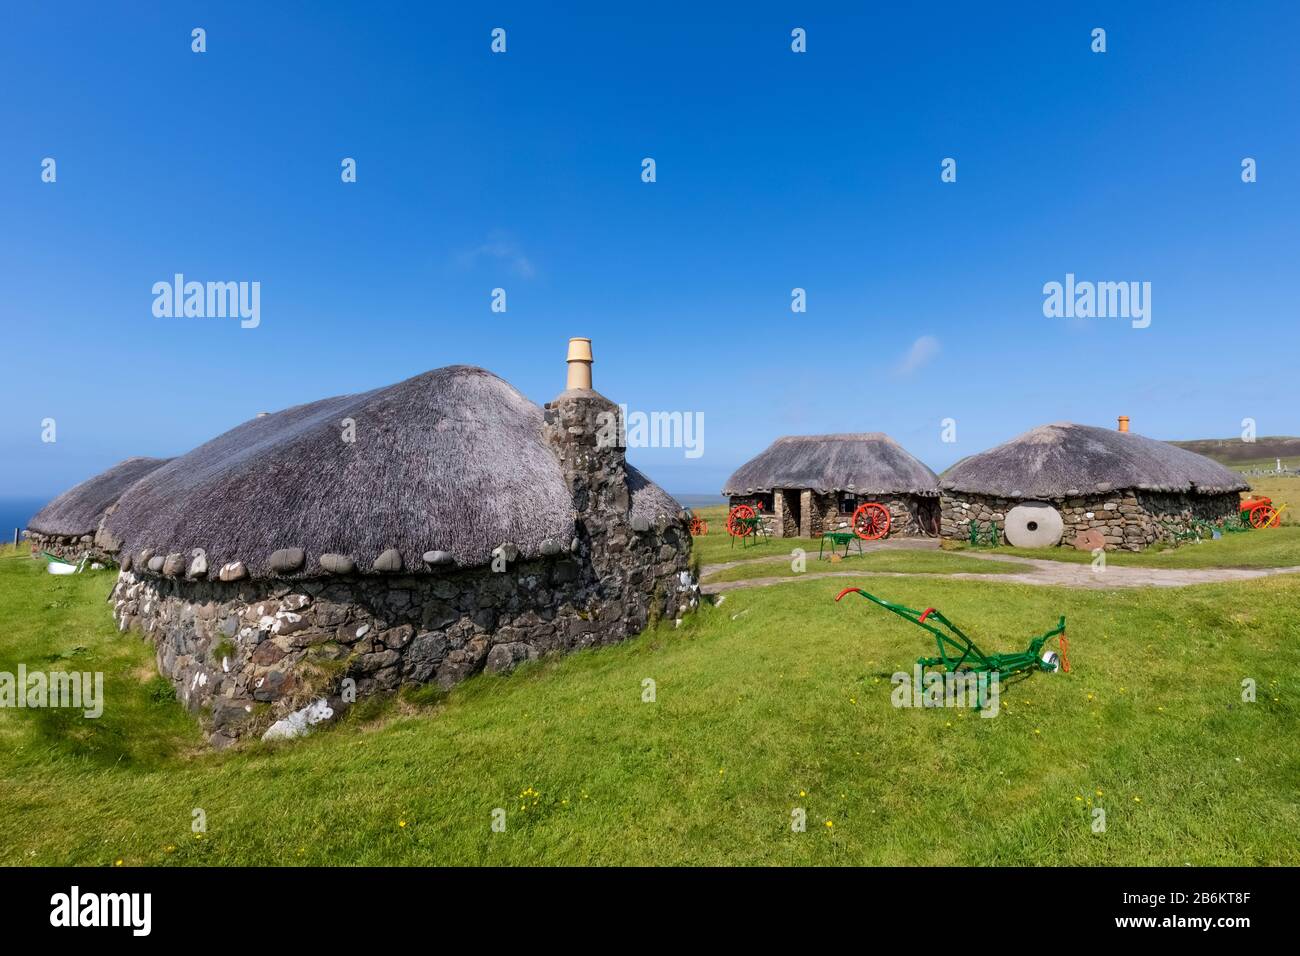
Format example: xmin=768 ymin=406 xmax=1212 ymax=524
xmin=543 ymin=338 xmax=631 ymax=580
xmin=542 ymin=336 xmax=693 ymax=634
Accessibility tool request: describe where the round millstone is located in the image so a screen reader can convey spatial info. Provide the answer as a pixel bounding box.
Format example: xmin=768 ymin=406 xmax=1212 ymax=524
xmin=373 ymin=549 xmax=403 ymax=572
xmin=1004 ymin=502 xmax=1065 ymax=548
xmin=319 ymin=553 xmax=356 ymax=575
xmin=269 ymin=548 xmax=306 ymax=574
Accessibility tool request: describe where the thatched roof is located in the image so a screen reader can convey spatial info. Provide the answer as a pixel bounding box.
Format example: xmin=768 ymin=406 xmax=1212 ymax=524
xmin=722 ymin=434 xmax=940 ymax=497
xmin=939 ymin=423 xmax=1250 ymax=499
xmin=627 ymin=463 xmax=681 ymax=523
xmin=28 ymin=457 xmax=171 ymax=536
xmin=104 ymin=365 xmax=681 ymax=578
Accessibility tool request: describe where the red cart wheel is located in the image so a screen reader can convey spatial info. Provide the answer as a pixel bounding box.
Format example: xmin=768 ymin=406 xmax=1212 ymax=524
xmin=727 ymin=504 xmax=755 ymax=537
xmin=689 ymin=517 xmax=708 ymax=536
xmin=851 ymin=502 xmax=891 ymax=540
xmin=1249 ymin=505 xmax=1277 ymax=529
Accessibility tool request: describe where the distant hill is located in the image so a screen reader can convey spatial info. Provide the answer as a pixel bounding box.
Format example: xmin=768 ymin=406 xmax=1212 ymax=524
xmin=1170 ymin=436 xmax=1300 ymax=466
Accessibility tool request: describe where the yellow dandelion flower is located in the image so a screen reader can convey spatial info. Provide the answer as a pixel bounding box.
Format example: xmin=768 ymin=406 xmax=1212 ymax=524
xmin=824 ymin=820 xmax=833 ymax=829
xmin=799 ymin=790 xmax=806 ymax=797
xmin=114 ymin=859 xmax=123 ymax=867
xmin=1133 ymin=796 xmax=1141 ymax=803
xmin=399 ymin=820 xmax=407 ymax=828
xmin=1096 ymin=789 xmax=1103 ymax=796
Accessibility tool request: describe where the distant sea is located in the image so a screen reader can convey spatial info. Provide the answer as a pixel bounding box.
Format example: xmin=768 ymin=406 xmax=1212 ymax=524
xmin=0 ymin=498 xmax=46 ymax=539
xmin=673 ymin=493 xmax=726 ymax=509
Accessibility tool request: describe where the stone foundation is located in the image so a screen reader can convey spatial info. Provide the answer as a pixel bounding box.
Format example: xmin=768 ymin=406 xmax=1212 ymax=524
xmin=111 ymin=519 xmax=693 ymax=748
xmin=940 ymin=490 xmax=1242 ymax=551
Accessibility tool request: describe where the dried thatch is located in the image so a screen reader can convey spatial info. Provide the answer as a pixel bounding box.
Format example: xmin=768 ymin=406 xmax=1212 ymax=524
xmin=939 ymin=423 xmax=1250 ymax=499
xmin=104 ymin=365 xmax=681 ymax=578
xmin=627 ymin=463 xmax=681 ymax=523
xmin=28 ymin=457 xmax=171 ymax=537
xmin=722 ymin=434 xmax=940 ymax=497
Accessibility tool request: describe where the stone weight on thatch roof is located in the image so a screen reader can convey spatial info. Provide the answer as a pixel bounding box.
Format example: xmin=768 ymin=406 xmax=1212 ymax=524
xmin=939 ymin=423 xmax=1250 ymax=500
xmin=103 ymin=365 xmax=680 ymax=580
xmin=27 ymin=456 xmax=171 ymax=537
xmin=722 ymin=434 xmax=939 ymax=498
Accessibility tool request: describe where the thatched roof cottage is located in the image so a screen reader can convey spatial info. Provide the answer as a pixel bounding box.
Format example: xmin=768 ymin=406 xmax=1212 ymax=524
xmin=939 ymin=419 xmax=1248 ymax=550
xmin=722 ymin=434 xmax=940 ymax=537
xmin=105 ymin=339 xmax=694 ymax=746
xmin=25 ymin=456 xmax=171 ymax=560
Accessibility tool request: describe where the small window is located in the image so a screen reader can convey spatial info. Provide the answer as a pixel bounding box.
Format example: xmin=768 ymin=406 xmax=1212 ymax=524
xmin=839 ymin=494 xmax=856 ymax=515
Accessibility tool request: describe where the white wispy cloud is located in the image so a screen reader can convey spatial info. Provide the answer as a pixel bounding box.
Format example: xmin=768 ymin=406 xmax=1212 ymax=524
xmin=893 ymin=335 xmax=941 ymax=377
xmin=453 ymin=233 xmax=537 ymax=279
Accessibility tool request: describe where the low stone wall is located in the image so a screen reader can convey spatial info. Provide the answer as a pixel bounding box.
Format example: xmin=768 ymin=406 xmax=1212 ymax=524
xmin=726 ymin=495 xmax=781 ymax=536
xmin=729 ymin=492 xmax=938 ymax=539
xmin=813 ymin=493 xmax=939 ymax=538
xmin=112 ymin=520 xmax=694 ymax=748
xmin=23 ymin=530 xmax=113 ymax=563
xmin=940 ymin=490 xmax=1242 ymax=551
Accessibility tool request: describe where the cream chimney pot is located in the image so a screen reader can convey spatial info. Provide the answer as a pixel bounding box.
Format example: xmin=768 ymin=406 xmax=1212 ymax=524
xmin=566 ymin=337 xmax=593 ymax=390
xmin=1118 ymin=415 xmax=1130 ymax=433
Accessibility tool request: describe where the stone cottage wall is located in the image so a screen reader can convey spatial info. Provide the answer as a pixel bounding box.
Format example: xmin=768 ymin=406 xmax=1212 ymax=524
xmin=812 ymin=493 xmax=939 ymax=538
xmin=111 ymin=520 xmax=692 ymax=748
xmin=940 ymin=490 xmax=1242 ymax=551
xmin=729 ymin=492 xmax=937 ymax=538
xmin=23 ymin=530 xmax=114 ymax=563
xmin=726 ymin=495 xmax=780 ymax=536
xmin=111 ymin=386 xmax=695 ymax=748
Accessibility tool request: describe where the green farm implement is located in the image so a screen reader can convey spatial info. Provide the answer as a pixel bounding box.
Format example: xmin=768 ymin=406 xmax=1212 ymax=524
xmin=835 ymin=587 xmax=1070 ymax=679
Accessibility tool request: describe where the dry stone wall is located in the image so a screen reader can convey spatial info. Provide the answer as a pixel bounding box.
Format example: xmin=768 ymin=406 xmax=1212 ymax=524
xmin=940 ymin=490 xmax=1242 ymax=551
xmin=23 ymin=531 xmax=112 ymax=563
xmin=112 ymin=524 xmax=691 ymax=748
xmin=812 ymin=493 xmax=939 ymax=538
xmin=728 ymin=492 xmax=937 ymax=539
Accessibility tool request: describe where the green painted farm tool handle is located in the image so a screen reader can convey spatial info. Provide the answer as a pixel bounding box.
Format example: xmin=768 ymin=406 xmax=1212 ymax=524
xmin=834 ymin=587 xmax=1066 ymax=677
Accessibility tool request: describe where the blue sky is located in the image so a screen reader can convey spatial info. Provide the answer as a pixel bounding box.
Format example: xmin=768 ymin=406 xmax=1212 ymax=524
xmin=2 ymin=1 xmax=1297 ymax=501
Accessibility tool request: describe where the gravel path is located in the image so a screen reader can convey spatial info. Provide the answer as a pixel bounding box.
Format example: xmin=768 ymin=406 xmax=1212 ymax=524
xmin=700 ymin=541 xmax=1300 ymax=595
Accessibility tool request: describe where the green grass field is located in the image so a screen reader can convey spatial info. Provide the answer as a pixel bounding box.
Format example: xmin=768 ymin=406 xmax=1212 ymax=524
xmin=1 ymin=542 xmax=1296 ymax=866
xmin=948 ymin=526 xmax=1300 ymax=569
xmin=702 ymin=549 xmax=1018 ymax=585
